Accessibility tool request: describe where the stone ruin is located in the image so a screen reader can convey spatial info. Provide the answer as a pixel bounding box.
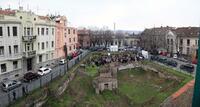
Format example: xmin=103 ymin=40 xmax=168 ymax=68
xmin=93 ymin=64 xmax=118 ymax=94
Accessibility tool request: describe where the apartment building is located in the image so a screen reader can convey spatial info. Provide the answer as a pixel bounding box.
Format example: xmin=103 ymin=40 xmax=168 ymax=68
xmin=65 ymin=27 xmax=78 ymax=54
xmin=78 ymin=29 xmax=91 ymax=49
xmin=0 ymin=9 xmax=22 ymax=80
xmin=54 ymin=16 xmax=67 ymax=59
xmin=166 ymin=27 xmax=199 ymax=55
xmin=176 ymin=27 xmax=199 ymax=59
xmin=0 ymin=8 xmax=56 ymax=81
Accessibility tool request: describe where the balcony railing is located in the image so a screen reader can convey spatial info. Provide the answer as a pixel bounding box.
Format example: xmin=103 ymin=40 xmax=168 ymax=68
xmin=22 ymin=36 xmax=37 ymax=42
xmin=23 ymin=50 xmax=36 ymax=58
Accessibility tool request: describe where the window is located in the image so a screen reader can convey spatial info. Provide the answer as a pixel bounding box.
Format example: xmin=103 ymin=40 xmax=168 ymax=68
xmin=46 ymin=41 xmax=48 ymax=48
xmin=9 ymin=46 xmax=11 ymax=54
xmin=0 ymin=27 xmax=3 ymax=36
xmin=70 ymin=46 xmax=72 ymax=51
xmin=68 ymin=29 xmax=70 ymax=34
xmin=52 ymin=41 xmax=54 ymax=48
xmin=0 ymin=46 xmax=4 ymax=55
xmin=13 ymin=27 xmax=17 ymax=36
xmin=46 ymin=28 xmax=49 ymax=35
xmin=52 ymin=28 xmax=54 ymax=35
xmin=180 ymin=39 xmax=183 ymax=45
xmin=38 ymin=43 xmax=40 ymax=50
xmin=51 ymin=53 xmax=53 ymax=59
xmin=167 ymin=39 xmax=169 ymax=44
xmin=41 ymin=43 xmax=44 ymax=50
xmin=24 ymin=27 xmax=26 ymax=36
xmin=14 ymin=45 xmax=18 ymax=54
xmin=69 ymin=38 xmax=71 ymax=43
xmin=38 ymin=28 xmax=40 ymax=35
xmin=41 ymin=28 xmax=45 ymax=35
xmin=73 ymin=29 xmax=75 ymax=34
xmin=39 ymin=55 xmax=42 ymax=62
xmin=187 ymin=47 xmax=190 ymax=55
xmin=1 ymin=64 xmax=6 ymax=73
xmin=187 ymin=39 xmax=190 ymax=46
xmin=7 ymin=27 xmax=10 ymax=36
xmin=195 ymin=40 xmax=198 ymax=45
xmin=74 ymin=45 xmax=76 ymax=49
xmin=74 ymin=38 xmax=75 ymax=42
xmin=13 ymin=61 xmax=18 ymax=69
xmin=20 ymin=16 xmax=22 ymax=19
xmin=27 ymin=43 xmax=30 ymax=51
xmin=34 ymin=18 xmax=36 ymax=21
xmin=27 ymin=28 xmax=30 ymax=36
xmin=46 ymin=54 xmax=48 ymax=60
xmin=171 ymin=39 xmax=173 ymax=45
xmin=65 ymin=33 xmax=67 ymax=37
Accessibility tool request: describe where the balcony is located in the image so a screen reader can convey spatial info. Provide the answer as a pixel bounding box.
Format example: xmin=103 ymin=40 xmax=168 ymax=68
xmin=23 ymin=50 xmax=36 ymax=58
xmin=22 ymin=36 xmax=37 ymax=42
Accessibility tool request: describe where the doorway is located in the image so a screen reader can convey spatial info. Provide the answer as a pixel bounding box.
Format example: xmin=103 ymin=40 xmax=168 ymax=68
xmin=27 ymin=58 xmax=32 ymax=71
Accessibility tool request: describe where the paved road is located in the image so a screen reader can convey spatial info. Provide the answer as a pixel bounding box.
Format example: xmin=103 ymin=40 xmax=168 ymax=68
xmin=154 ymin=55 xmax=196 ymax=77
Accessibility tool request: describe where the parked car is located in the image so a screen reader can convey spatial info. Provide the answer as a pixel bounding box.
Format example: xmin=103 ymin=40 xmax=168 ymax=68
xmin=158 ymin=57 xmax=167 ymax=64
xmin=180 ymin=64 xmax=194 ymax=73
xmin=150 ymin=55 xmax=159 ymax=61
xmin=59 ymin=59 xmax=66 ymax=65
xmin=37 ymin=67 xmax=52 ymax=76
xmin=1 ymin=80 xmax=21 ymax=92
xmin=23 ymin=72 xmax=40 ymax=82
xmin=166 ymin=60 xmax=178 ymax=67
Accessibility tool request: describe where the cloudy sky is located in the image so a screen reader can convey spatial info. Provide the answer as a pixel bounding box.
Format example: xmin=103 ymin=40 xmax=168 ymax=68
xmin=0 ymin=0 xmax=200 ymax=31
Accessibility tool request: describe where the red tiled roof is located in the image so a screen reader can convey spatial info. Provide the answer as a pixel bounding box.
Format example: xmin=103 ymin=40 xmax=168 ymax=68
xmin=0 ymin=9 xmax=15 ymax=15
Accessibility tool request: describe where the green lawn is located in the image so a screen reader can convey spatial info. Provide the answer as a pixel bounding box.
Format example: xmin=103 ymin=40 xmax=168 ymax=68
xmin=43 ymin=64 xmax=192 ymax=107
xmin=85 ymin=65 xmax=98 ymax=76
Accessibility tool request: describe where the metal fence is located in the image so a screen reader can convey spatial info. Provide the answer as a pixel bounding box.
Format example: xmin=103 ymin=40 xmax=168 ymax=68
xmin=0 ymin=50 xmax=89 ymax=107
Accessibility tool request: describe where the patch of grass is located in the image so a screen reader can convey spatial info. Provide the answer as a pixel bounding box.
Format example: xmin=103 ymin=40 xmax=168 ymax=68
xmin=85 ymin=65 xmax=98 ymax=76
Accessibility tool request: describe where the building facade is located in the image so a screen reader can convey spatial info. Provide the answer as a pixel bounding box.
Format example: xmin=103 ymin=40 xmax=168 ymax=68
xmin=0 ymin=9 xmax=22 ymax=80
xmin=124 ymin=35 xmax=140 ymax=47
xmin=0 ymin=8 xmax=56 ymax=81
xmin=77 ymin=29 xmax=90 ymax=49
xmin=54 ymin=16 xmax=67 ymax=59
xmin=65 ymin=27 xmax=78 ymax=54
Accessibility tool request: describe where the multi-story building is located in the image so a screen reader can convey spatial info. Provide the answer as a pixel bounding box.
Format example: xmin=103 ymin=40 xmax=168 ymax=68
xmin=77 ymin=29 xmax=90 ymax=49
xmin=65 ymin=27 xmax=78 ymax=54
xmin=0 ymin=7 xmax=56 ymax=81
xmin=140 ymin=26 xmax=174 ymax=52
xmin=54 ymin=16 xmax=67 ymax=59
xmin=0 ymin=9 xmax=22 ymax=80
xmin=166 ymin=27 xmax=199 ymax=57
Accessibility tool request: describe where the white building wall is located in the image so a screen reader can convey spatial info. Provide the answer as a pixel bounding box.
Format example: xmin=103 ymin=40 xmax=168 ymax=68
xmin=0 ymin=21 xmax=23 ymax=80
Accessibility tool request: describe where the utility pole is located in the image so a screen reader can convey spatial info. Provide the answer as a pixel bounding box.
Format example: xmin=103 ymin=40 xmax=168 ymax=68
xmin=192 ymin=29 xmax=200 ymax=107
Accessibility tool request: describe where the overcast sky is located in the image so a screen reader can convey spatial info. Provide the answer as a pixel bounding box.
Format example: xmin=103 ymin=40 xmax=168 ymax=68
xmin=0 ymin=0 xmax=200 ymax=31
